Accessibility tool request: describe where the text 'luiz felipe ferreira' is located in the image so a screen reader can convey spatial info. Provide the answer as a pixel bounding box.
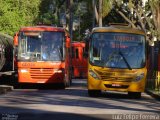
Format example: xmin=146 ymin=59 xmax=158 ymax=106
xmin=112 ymin=114 xmax=160 ymax=120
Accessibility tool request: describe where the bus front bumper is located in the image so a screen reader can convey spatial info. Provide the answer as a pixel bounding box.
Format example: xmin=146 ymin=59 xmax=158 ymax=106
xmin=18 ymin=68 xmax=65 ymax=84
xmin=88 ymin=77 xmax=146 ymax=92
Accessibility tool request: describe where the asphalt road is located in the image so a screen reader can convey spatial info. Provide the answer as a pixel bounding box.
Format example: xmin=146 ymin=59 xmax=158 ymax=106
xmin=0 ymin=79 xmax=160 ymax=120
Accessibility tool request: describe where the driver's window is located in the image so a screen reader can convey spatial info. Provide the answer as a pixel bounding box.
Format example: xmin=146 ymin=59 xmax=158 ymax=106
xmin=21 ymin=38 xmax=27 ymax=54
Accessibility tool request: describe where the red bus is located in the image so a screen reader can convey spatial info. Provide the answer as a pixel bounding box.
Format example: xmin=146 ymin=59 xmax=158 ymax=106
xmin=71 ymin=41 xmax=87 ymax=78
xmin=13 ymin=25 xmax=71 ymax=87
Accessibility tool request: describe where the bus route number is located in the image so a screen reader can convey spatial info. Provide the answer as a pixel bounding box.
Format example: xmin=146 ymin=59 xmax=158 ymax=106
xmin=21 ymin=63 xmax=35 ymax=67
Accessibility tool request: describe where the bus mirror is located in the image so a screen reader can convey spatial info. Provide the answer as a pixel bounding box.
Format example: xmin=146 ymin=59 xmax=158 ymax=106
xmin=14 ymin=33 xmax=18 ymax=46
xmin=66 ymin=37 xmax=70 ymax=47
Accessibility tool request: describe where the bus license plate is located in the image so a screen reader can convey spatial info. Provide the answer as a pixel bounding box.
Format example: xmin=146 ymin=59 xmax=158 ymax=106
xmin=112 ymin=83 xmax=121 ymax=87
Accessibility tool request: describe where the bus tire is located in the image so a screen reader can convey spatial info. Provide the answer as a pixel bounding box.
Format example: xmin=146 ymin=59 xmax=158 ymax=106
xmin=59 ymin=83 xmax=65 ymax=89
xmin=128 ymin=92 xmax=141 ymax=99
xmin=71 ymin=67 xmax=74 ymax=78
xmin=88 ymin=90 xmax=101 ymax=97
xmin=11 ymin=72 xmax=18 ymax=88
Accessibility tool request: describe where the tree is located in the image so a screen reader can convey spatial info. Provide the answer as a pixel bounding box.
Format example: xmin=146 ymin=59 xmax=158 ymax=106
xmin=112 ymin=0 xmax=160 ymax=44
xmin=39 ymin=0 xmax=66 ymax=25
xmin=149 ymin=0 xmax=160 ymax=40
xmin=92 ymin=0 xmax=113 ymax=26
xmin=0 ymin=0 xmax=41 ymax=35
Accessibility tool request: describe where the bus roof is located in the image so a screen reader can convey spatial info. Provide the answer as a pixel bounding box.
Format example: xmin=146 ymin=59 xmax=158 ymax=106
xmin=20 ymin=25 xmax=65 ymax=32
xmin=91 ymin=26 xmax=145 ymax=35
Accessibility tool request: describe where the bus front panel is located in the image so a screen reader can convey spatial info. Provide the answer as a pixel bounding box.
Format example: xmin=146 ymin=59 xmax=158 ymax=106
xmin=88 ymin=32 xmax=147 ymax=93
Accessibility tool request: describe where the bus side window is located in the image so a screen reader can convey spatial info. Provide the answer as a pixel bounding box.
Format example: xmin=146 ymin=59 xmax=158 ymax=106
xmin=82 ymin=47 xmax=85 ymax=58
xmin=71 ymin=46 xmax=74 ymax=58
xmin=76 ymin=48 xmax=79 ymax=59
xmin=83 ymin=47 xmax=87 ymax=58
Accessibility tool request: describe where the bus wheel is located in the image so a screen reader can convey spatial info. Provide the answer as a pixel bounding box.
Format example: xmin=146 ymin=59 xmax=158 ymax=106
xmin=71 ymin=67 xmax=74 ymax=78
xmin=88 ymin=90 xmax=101 ymax=97
xmin=59 ymin=83 xmax=65 ymax=89
xmin=128 ymin=92 xmax=141 ymax=99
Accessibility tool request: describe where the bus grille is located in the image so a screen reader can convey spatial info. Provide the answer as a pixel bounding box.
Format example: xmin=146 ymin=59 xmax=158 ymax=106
xmin=30 ymin=68 xmax=54 ymax=80
xmin=94 ymin=69 xmax=134 ymax=82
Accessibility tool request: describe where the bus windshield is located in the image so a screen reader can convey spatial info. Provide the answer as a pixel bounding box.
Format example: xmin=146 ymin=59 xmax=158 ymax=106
xmin=89 ymin=32 xmax=146 ymax=69
xmin=18 ymin=31 xmax=65 ymax=61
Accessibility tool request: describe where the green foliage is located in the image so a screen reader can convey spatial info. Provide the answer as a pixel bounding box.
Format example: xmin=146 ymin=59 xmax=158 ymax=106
xmin=111 ymin=0 xmax=160 ymax=42
xmin=102 ymin=0 xmax=113 ymax=18
xmin=128 ymin=0 xmax=134 ymax=9
xmin=149 ymin=0 xmax=160 ymax=9
xmin=0 ymin=0 xmax=41 ymax=36
xmin=72 ymin=0 xmax=92 ymax=41
xmin=40 ymin=13 xmax=54 ymax=25
xmin=39 ymin=0 xmax=65 ymax=26
xmin=103 ymin=9 xmax=126 ymax=25
xmin=73 ymin=11 xmax=92 ymax=41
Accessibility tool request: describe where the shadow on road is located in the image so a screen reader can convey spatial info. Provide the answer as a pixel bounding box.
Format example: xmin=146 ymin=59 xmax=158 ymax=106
xmin=0 ymin=106 xmax=110 ymax=120
xmin=0 ymin=79 xmax=160 ymax=115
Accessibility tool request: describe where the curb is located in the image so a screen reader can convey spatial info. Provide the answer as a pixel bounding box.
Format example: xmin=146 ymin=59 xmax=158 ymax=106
xmin=0 ymin=85 xmax=13 ymax=94
xmin=146 ymin=90 xmax=160 ymax=100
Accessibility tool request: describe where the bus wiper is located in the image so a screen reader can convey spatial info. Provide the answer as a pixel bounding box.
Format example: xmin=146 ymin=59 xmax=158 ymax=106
xmin=119 ymin=51 xmax=132 ymax=70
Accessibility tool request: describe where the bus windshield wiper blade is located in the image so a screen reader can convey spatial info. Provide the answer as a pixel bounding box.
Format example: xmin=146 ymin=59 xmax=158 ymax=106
xmin=119 ymin=51 xmax=132 ymax=70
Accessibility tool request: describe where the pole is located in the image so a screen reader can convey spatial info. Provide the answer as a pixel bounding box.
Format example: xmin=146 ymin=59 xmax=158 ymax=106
xmin=79 ymin=14 xmax=80 ymax=41
xmin=69 ymin=0 xmax=73 ymax=43
xmin=68 ymin=0 xmax=73 ymax=81
xmin=92 ymin=0 xmax=95 ymax=28
xmin=99 ymin=0 xmax=102 ymax=27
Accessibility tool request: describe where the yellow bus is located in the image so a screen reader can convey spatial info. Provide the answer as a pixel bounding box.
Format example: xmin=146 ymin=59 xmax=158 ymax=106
xmin=87 ymin=24 xmax=147 ymax=98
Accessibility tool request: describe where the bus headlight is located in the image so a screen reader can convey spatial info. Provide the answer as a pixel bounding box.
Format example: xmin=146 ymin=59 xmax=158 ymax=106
xmin=89 ymin=69 xmax=100 ymax=80
xmin=54 ymin=69 xmax=63 ymax=73
xmin=134 ymin=73 xmax=145 ymax=82
xmin=20 ymin=69 xmax=28 ymax=73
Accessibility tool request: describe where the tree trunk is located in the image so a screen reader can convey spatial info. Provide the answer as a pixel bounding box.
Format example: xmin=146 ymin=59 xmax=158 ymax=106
xmin=92 ymin=0 xmax=96 ymax=28
xmin=94 ymin=0 xmax=99 ymax=25
xmin=115 ymin=9 xmax=136 ymax=28
xmin=158 ymin=5 xmax=160 ymax=37
xmin=69 ymin=0 xmax=73 ymax=42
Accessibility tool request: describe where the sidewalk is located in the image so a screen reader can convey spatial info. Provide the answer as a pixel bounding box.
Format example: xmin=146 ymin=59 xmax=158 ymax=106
xmin=0 ymin=85 xmax=13 ymax=94
xmin=145 ymin=89 xmax=160 ymax=100
xmin=0 ymin=71 xmax=15 ymax=94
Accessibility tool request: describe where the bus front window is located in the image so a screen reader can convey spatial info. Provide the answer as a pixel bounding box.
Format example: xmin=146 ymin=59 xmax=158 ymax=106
xmin=18 ymin=31 xmax=65 ymax=61
xmin=41 ymin=32 xmax=64 ymax=61
xmin=18 ymin=32 xmax=41 ymax=61
xmin=89 ymin=33 xmax=145 ymax=69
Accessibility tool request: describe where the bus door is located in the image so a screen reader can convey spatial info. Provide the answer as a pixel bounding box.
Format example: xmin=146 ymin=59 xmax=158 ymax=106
xmin=72 ymin=43 xmax=87 ymax=78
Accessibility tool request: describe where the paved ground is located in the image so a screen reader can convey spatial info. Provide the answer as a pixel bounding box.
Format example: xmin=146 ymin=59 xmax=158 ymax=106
xmin=0 ymin=79 xmax=160 ymax=120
